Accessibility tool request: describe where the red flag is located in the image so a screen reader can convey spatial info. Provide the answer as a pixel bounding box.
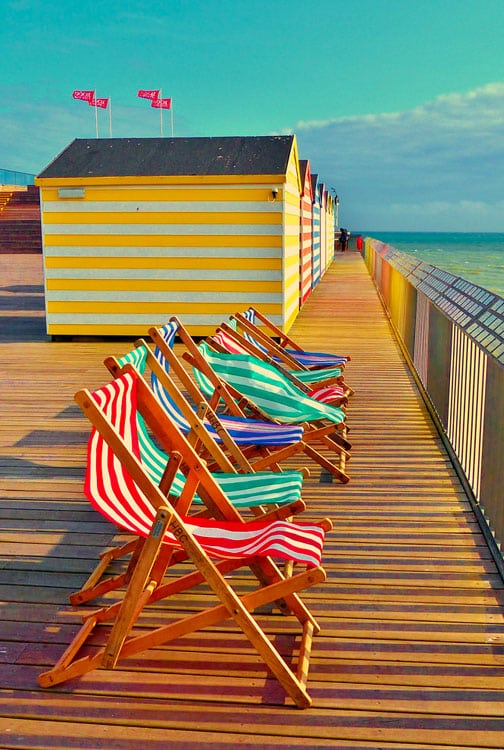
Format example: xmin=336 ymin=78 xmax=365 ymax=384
xmin=72 ymin=90 xmax=95 ymax=102
xmin=89 ymin=97 xmax=109 ymax=109
xmin=151 ymin=97 xmax=171 ymax=109
xmin=138 ymin=89 xmax=160 ymax=100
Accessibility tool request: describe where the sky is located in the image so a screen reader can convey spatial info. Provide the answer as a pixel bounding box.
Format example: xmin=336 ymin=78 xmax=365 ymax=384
xmin=1 ymin=0 xmax=504 ymax=231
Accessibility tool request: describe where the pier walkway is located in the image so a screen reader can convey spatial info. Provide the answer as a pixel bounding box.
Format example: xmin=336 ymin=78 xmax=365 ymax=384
xmin=1 ymin=252 xmax=504 ymax=748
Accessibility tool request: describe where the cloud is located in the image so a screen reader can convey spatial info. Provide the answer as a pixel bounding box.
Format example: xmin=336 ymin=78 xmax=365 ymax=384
xmin=288 ymin=82 xmax=504 ymax=231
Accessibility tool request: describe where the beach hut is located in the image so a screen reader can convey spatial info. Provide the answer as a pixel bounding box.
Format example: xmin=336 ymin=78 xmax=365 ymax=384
xmin=326 ymin=192 xmax=335 ymax=268
xmin=319 ymin=184 xmax=328 ymax=279
xmin=298 ymin=159 xmax=313 ymax=306
xmin=311 ymin=173 xmax=321 ymax=287
xmin=36 ymin=135 xmax=302 ymax=336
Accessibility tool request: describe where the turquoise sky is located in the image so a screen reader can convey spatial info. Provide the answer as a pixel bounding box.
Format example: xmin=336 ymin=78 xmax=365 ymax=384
xmin=2 ymin=0 xmax=504 ymax=230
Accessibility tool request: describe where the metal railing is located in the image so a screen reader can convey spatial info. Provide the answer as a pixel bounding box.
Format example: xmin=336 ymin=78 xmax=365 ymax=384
xmin=0 ymin=169 xmax=35 ymax=187
xmin=363 ymin=237 xmax=504 ymax=573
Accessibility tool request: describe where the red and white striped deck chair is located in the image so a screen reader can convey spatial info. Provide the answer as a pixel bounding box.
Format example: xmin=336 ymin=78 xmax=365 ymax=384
xmin=38 ymin=369 xmax=332 ymax=708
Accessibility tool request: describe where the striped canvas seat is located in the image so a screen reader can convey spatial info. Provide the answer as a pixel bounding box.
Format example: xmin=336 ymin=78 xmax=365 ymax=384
xmin=194 ymin=341 xmax=347 ymax=426
xmin=211 ymin=327 xmax=346 ymax=404
xmin=85 ymin=372 xmax=325 ymax=565
xmin=242 ymin=307 xmax=350 ymax=368
xmin=225 ymin=318 xmax=345 ymax=383
xmin=153 ymin=322 xmax=304 ymax=447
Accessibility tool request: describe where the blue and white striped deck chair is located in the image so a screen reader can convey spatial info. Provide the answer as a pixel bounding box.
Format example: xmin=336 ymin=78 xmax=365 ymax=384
xmin=241 ymin=307 xmax=350 ymax=369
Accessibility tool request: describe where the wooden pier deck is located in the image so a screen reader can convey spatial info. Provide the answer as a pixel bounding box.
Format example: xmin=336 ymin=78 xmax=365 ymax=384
xmin=1 ymin=252 xmax=504 ymax=749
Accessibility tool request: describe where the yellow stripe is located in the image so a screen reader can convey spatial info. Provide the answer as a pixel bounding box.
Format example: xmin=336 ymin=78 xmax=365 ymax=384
xmin=47 ymin=301 xmax=279 ymax=314
xmin=284 ymin=254 xmax=300 ymax=272
xmin=43 ymin=234 xmax=282 ymax=248
xmin=285 ymin=194 xmax=300 ymax=209
xmin=285 ymin=273 xmax=299 ymax=290
xmin=284 ymin=289 xmax=299 ymax=310
xmin=41 ymin=187 xmax=283 ymax=202
xmin=42 ymin=211 xmax=282 ymax=225
xmin=45 ymin=256 xmax=281 ymax=270
xmin=46 ymin=278 xmax=281 ymax=292
xmin=37 ymin=174 xmax=286 ymax=187
xmin=284 ymin=306 xmax=299 ymax=332
xmin=46 ymin=323 xmax=247 ymax=336
xmin=284 ymin=237 xmax=299 ymax=250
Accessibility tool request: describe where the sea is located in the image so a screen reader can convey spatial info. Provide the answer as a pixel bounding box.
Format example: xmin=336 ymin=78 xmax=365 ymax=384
xmin=362 ymin=232 xmax=504 ymax=299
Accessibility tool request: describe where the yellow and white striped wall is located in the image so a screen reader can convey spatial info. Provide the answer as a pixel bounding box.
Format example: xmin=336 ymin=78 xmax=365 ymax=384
xmin=37 ymin=155 xmax=301 ymax=337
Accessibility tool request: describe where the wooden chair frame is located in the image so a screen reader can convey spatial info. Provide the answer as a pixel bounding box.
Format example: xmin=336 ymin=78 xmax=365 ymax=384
xmin=229 ymin=311 xmax=354 ymax=398
xmin=241 ymin=306 xmax=351 ymax=367
xmin=39 ymin=368 xmax=332 ymax=708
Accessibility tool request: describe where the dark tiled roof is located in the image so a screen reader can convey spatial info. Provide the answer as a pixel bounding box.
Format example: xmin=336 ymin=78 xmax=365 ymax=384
xmin=37 ymin=136 xmax=295 ymax=179
xmin=299 ymin=159 xmax=309 ymax=182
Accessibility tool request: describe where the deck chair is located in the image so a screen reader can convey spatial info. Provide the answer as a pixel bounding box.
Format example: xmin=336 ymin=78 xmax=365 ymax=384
xmin=229 ymin=311 xmax=355 ymax=398
xmin=241 ymin=306 xmax=351 ymax=369
xmin=151 ymin=320 xmax=351 ymax=483
xmin=209 ymin=323 xmax=348 ymax=406
xmin=38 ymin=369 xmax=332 ymax=708
xmin=193 ymin=341 xmax=347 ymax=425
xmin=71 ymin=344 xmax=307 ymax=606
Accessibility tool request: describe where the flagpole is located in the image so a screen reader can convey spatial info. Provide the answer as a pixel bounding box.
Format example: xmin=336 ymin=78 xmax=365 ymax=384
xmin=159 ymin=88 xmax=164 ymax=137
xmin=109 ymin=98 xmax=113 ymax=137
xmin=94 ymin=89 xmax=99 ymax=138
xmin=171 ymin=101 xmax=174 ymax=137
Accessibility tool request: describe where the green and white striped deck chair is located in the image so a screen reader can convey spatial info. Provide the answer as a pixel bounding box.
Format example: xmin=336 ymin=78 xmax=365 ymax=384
xmin=211 ymin=322 xmax=348 ymax=405
xmin=194 ymin=341 xmax=347 ymax=426
xmin=187 ymin=341 xmax=350 ymax=483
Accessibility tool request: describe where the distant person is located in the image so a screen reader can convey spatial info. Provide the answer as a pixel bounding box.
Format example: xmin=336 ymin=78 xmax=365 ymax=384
xmin=339 ymin=228 xmax=350 ymax=252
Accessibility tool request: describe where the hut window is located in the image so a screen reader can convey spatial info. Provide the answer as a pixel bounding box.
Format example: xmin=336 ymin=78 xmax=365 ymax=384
xmin=58 ymin=188 xmax=85 ymax=199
